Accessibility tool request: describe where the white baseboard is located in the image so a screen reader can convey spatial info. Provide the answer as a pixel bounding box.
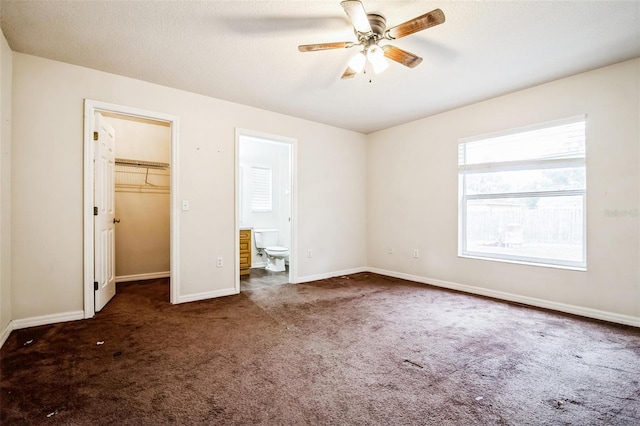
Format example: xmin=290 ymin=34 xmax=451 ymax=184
xmin=251 ymin=261 xmax=267 ymax=268
xmin=11 ymin=310 xmax=85 ymax=331
xmin=176 ymin=287 xmax=238 ymax=304
xmin=368 ymin=268 xmax=640 ymax=328
xmin=116 ymin=271 xmax=171 ymax=283
xmin=295 ymin=267 xmax=369 ymax=284
xmin=1 ymin=321 xmax=13 ymax=348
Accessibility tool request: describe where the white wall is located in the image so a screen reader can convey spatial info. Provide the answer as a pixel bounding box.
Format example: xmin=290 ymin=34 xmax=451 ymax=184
xmin=0 ymin=30 xmax=12 ymax=338
xmin=115 ymin=192 xmax=170 ymax=278
xmin=106 ymin=114 xmax=171 ymax=279
xmin=368 ymin=58 xmax=640 ymax=322
xmin=11 ymin=53 xmax=368 ymax=320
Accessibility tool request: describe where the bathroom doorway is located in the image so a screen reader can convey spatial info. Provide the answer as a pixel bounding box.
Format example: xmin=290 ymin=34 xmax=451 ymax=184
xmin=235 ymin=129 xmax=296 ymax=291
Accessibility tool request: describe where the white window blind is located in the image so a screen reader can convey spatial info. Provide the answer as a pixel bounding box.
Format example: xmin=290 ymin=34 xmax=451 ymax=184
xmin=458 ymin=115 xmax=587 ymax=270
xmin=251 ymin=166 xmax=272 ymax=212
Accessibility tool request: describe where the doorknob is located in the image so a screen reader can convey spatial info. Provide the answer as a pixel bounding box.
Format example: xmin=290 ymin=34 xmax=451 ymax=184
xmin=113 ymin=218 xmax=121 ymax=224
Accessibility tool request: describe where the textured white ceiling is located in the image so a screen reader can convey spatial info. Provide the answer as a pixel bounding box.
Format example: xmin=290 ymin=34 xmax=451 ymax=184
xmin=1 ymin=1 xmax=639 ymax=134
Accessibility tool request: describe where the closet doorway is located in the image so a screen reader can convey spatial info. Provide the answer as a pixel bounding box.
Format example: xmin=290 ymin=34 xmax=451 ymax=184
xmin=83 ymin=100 xmax=180 ymax=318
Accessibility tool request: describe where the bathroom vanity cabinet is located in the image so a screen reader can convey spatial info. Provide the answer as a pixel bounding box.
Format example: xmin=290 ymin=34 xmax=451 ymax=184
xmin=239 ymin=229 xmax=252 ymax=276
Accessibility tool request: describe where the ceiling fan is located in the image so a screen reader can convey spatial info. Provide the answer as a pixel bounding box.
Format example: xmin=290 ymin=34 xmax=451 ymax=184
xmin=298 ymin=0 xmax=445 ymax=79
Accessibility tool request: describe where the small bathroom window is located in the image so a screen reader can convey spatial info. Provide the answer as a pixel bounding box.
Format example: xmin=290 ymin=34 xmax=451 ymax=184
xmin=251 ymin=166 xmax=272 ymax=212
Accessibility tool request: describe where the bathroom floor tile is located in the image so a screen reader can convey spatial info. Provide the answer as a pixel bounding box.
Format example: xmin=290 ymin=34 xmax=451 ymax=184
xmin=241 ymin=267 xmax=289 ymax=291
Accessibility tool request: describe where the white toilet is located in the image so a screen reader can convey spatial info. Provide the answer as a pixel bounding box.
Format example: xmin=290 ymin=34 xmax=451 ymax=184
xmin=254 ymin=229 xmax=289 ymax=272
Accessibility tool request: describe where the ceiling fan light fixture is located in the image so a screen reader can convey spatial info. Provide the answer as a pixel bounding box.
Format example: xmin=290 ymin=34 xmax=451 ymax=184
xmin=367 ymin=45 xmax=389 ymax=74
xmin=347 ymin=51 xmax=366 ymax=74
xmin=371 ymin=57 xmax=389 ymax=74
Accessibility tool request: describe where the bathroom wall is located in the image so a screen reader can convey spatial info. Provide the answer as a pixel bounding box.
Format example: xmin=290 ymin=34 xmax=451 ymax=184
xmin=105 ymin=114 xmax=171 ymax=280
xmin=277 ymin=147 xmax=291 ymax=257
xmin=0 ymin=29 xmax=12 ymax=342
xmin=239 ymin=136 xmax=291 ymax=267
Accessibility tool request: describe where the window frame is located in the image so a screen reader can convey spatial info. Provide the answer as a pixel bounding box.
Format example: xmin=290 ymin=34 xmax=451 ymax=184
xmin=458 ymin=115 xmax=587 ymax=271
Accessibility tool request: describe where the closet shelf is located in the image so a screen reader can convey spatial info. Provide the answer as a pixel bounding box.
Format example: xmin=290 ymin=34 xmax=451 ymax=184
xmin=115 ymin=158 xmax=169 ymax=170
xmin=115 ymin=157 xmax=170 ymax=193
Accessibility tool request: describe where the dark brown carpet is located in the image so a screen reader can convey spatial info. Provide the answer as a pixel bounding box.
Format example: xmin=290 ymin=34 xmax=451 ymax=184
xmin=2 ymin=273 xmax=639 ymax=425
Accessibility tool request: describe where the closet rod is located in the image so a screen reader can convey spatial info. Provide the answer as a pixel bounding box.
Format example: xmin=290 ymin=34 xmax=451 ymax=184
xmin=115 ymin=158 xmax=170 ymax=170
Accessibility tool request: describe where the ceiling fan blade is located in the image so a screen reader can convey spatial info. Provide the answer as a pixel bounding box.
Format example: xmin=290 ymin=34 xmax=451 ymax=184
xmin=386 ymin=9 xmax=445 ymax=40
xmin=298 ymin=41 xmax=354 ymax=52
xmin=341 ymin=0 xmax=372 ymax=34
xmin=341 ymin=67 xmax=357 ymax=79
xmin=382 ymin=45 xmax=423 ymax=68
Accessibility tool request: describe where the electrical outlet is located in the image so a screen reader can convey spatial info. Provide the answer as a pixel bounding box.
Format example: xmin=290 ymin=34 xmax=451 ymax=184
xmin=216 ymin=257 xmax=223 ymax=267
xmin=413 ymin=249 xmax=419 ymax=258
xmin=307 ymin=249 xmax=312 ymax=258
xmin=388 ymin=248 xmax=393 ymax=254
xmin=182 ymin=200 xmax=190 ymax=211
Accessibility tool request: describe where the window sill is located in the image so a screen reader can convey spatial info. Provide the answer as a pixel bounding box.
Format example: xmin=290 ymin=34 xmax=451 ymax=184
xmin=458 ymin=254 xmax=587 ymax=272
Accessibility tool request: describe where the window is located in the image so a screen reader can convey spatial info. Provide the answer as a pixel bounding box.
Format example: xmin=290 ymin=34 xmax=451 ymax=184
xmin=458 ymin=115 xmax=586 ymax=270
xmin=250 ymin=166 xmax=272 ymax=212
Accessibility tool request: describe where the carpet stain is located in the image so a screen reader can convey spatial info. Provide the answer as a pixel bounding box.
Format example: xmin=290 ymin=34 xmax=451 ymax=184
xmin=403 ymin=359 xmax=424 ymax=369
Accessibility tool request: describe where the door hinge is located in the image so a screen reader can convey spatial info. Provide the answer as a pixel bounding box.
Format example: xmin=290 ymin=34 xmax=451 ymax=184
xmin=94 ymin=206 xmax=98 ymax=216
xmin=94 ymin=281 xmax=99 ymax=291
xmin=93 ymin=131 xmax=98 ymax=141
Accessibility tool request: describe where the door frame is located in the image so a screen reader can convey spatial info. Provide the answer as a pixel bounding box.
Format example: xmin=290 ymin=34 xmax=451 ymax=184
xmin=83 ymin=99 xmax=180 ymax=318
xmin=234 ymin=128 xmax=297 ymax=292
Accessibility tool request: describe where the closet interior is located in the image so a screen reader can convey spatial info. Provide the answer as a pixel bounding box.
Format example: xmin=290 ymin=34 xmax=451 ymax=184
xmin=103 ymin=113 xmax=171 ymax=286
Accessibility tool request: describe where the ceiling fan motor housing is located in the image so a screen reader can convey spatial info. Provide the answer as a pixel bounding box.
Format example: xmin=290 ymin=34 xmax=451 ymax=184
xmin=367 ymin=13 xmax=386 ymax=39
xmin=298 ymin=2 xmax=446 ymax=78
